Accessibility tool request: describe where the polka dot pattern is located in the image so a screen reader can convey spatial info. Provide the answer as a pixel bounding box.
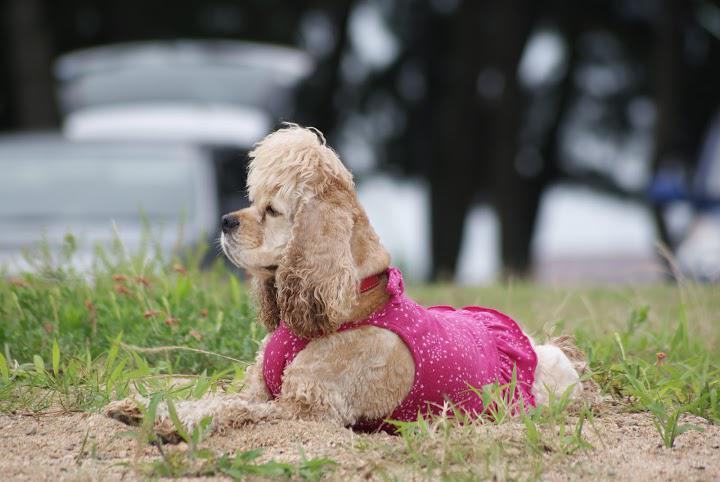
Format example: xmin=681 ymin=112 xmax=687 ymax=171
xmin=263 ymin=267 xmax=538 ymax=432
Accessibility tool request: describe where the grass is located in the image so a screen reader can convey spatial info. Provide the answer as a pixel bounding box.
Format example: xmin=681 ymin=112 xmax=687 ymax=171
xmin=125 ymin=406 xmax=337 ymax=480
xmin=1 ymin=232 xmax=719 ymax=480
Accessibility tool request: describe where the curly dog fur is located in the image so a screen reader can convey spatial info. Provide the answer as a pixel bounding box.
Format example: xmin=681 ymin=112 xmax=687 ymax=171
xmin=105 ymin=124 xmax=582 ymax=441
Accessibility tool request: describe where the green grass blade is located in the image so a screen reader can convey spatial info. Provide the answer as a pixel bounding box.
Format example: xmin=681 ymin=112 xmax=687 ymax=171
xmin=33 ymin=355 xmax=45 ymax=375
xmin=0 ymin=352 xmax=9 ymax=381
xmin=105 ymin=332 xmax=123 ymax=378
xmin=105 ymin=358 xmax=128 ymax=397
xmin=613 ymin=332 xmax=626 ymax=361
xmin=52 ymin=339 xmax=60 ymax=378
xmin=166 ymin=398 xmax=189 ymax=443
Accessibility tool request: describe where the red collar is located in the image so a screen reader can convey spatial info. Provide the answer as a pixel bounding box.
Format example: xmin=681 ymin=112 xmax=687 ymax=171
xmin=359 ymin=273 xmax=382 ymax=293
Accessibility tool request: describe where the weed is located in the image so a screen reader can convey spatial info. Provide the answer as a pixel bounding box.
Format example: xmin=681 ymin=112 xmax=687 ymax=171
xmin=134 ymin=417 xmax=338 ymax=481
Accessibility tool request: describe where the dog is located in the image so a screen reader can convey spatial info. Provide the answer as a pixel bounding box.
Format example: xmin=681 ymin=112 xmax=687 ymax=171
xmin=105 ymin=124 xmax=582 ymax=440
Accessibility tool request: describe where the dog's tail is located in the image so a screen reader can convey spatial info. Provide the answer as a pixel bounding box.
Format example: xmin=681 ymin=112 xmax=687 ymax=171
xmin=549 ymin=335 xmax=584 ymax=361
xmin=548 ymin=334 xmax=604 ymax=403
xmin=548 ymin=334 xmax=587 ymax=374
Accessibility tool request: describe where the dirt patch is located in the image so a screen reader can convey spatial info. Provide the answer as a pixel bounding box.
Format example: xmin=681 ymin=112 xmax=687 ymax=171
xmin=541 ymin=410 xmax=719 ymax=481
xmin=1 ymin=405 xmax=718 ymax=481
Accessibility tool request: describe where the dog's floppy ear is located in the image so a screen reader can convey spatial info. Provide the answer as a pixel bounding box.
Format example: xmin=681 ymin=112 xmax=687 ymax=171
xmin=250 ymin=276 xmax=280 ymax=332
xmin=275 ymin=188 xmax=358 ymax=338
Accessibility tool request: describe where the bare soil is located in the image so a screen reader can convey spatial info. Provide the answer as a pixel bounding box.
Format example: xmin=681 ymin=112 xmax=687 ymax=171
xmin=1 ymin=404 xmax=718 ymax=481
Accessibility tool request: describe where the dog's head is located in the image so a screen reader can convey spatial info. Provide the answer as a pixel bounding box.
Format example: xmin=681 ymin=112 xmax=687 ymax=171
xmin=221 ymin=125 xmax=390 ymax=337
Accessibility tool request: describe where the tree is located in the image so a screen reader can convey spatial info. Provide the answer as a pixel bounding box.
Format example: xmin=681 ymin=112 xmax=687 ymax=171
xmin=3 ymin=0 xmax=57 ymax=128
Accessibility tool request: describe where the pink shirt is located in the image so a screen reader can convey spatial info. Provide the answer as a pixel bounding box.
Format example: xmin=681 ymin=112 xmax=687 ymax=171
xmin=263 ymin=267 xmax=537 ymax=431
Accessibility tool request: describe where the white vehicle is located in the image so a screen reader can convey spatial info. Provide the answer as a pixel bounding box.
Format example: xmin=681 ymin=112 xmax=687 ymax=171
xmin=54 ymin=40 xmax=314 ymax=215
xmin=0 ymin=133 xmax=218 ymax=273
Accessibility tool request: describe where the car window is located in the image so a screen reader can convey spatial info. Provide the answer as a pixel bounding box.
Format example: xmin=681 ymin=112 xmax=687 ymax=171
xmin=0 ymin=155 xmax=197 ymax=223
xmin=60 ymin=65 xmax=293 ymax=117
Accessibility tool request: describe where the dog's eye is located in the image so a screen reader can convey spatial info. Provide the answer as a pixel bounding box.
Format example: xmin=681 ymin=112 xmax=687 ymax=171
xmin=265 ymin=205 xmax=279 ymax=217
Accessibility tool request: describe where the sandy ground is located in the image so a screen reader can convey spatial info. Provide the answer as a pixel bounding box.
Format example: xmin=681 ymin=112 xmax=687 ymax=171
xmin=1 ymin=403 xmax=718 ymax=481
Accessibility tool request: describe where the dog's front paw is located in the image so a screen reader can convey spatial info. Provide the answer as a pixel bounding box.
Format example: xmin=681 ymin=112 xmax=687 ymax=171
xmin=152 ymin=418 xmax=185 ymax=445
xmin=104 ymin=398 xmax=143 ymax=426
xmin=104 ymin=399 xmax=185 ymax=444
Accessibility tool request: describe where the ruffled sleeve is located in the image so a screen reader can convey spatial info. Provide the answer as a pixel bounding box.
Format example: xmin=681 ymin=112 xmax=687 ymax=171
xmin=461 ymin=306 xmax=537 ymax=409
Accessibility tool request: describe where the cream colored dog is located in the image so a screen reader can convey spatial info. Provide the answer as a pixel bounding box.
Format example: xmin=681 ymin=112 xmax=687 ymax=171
xmin=105 ymin=125 xmax=582 ymax=441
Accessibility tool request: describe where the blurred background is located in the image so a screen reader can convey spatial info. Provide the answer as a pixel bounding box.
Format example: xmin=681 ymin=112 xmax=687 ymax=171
xmin=1 ymin=0 xmax=719 ymax=284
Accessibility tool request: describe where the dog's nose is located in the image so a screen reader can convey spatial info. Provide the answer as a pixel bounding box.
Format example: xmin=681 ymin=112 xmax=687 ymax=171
xmin=221 ymin=214 xmax=240 ymax=233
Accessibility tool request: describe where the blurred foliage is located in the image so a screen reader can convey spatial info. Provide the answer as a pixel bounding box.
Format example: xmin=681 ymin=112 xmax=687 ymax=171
xmin=2 ymin=0 xmax=719 ymax=277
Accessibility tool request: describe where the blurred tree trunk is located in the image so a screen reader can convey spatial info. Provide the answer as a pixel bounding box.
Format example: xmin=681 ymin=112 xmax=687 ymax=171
xmin=494 ymin=1 xmax=580 ymax=278
xmin=427 ymin=0 xmax=487 ymax=280
xmin=650 ymin=0 xmax=687 ymax=255
xmin=492 ymin=1 xmax=537 ymax=278
xmin=4 ymin=0 xmax=57 ymax=127
xmin=297 ymin=0 xmax=354 ymax=136
xmin=0 ymin=4 xmax=11 ymax=129
xmin=423 ymin=0 xmax=538 ymax=280
xmin=651 ymin=0 xmax=720 ymax=276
